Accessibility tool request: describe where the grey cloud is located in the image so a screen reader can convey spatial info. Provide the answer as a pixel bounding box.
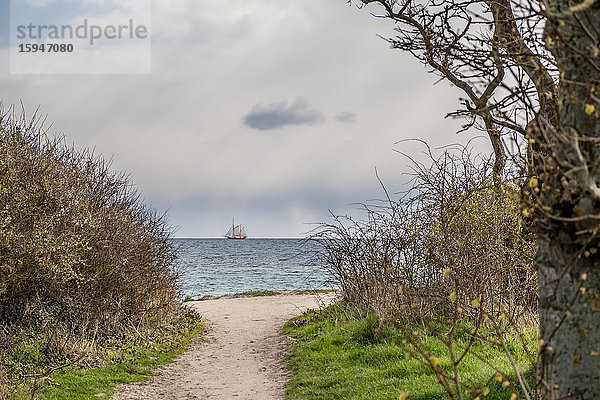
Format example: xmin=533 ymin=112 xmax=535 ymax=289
xmin=0 ymin=0 xmax=466 ymax=238
xmin=335 ymin=111 xmax=357 ymax=123
xmin=243 ymin=97 xmax=325 ymax=130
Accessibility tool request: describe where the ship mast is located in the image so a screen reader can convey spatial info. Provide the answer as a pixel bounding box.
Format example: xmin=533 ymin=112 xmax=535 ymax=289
xmin=226 ymin=218 xmax=246 ymax=239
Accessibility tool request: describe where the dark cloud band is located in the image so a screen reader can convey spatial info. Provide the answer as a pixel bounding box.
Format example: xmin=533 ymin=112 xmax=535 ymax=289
xmin=243 ymin=97 xmax=325 ymax=130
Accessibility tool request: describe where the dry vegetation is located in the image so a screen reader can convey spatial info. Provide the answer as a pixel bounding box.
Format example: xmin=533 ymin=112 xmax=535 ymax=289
xmin=314 ymin=145 xmax=541 ymax=398
xmin=0 ymin=108 xmax=186 ymax=397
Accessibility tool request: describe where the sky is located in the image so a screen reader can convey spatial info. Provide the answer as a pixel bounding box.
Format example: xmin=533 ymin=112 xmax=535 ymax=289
xmin=0 ymin=0 xmax=490 ymax=238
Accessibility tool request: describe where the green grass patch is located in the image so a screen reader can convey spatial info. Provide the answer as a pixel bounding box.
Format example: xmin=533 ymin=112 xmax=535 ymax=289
xmin=6 ymin=313 xmax=202 ymax=400
xmin=283 ymin=305 xmax=537 ymax=400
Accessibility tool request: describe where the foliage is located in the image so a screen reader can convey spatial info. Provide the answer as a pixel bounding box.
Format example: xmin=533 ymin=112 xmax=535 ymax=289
xmin=0 ymin=107 xmax=184 ymax=396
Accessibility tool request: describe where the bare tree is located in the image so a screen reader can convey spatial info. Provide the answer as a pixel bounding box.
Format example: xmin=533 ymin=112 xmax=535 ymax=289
xmin=356 ymin=0 xmax=599 ymax=397
xmin=360 ymin=0 xmax=558 ymax=183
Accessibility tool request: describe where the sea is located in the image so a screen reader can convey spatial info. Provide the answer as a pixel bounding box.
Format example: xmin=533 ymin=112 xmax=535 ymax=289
xmin=171 ymin=238 xmax=336 ymax=298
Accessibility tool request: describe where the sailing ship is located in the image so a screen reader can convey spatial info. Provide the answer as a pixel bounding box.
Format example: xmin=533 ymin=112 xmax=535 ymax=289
xmin=225 ymin=219 xmax=247 ymax=239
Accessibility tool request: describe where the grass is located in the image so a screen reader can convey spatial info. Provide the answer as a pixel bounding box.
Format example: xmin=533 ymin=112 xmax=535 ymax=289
xmin=5 ymin=312 xmax=202 ymax=400
xmin=283 ymin=305 xmax=537 ymax=400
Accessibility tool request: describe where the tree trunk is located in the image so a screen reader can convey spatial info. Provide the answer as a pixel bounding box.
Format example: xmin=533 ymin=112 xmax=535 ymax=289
xmin=538 ymin=240 xmax=600 ymax=398
xmin=539 ymin=4 xmax=600 ymax=398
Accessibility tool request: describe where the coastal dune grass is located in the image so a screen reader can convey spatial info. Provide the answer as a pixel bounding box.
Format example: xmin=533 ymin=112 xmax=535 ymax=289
xmin=283 ymin=305 xmax=536 ymax=400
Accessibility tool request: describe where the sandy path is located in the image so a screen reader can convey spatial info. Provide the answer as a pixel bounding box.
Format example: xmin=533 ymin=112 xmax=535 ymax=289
xmin=111 ymin=293 xmax=335 ymax=400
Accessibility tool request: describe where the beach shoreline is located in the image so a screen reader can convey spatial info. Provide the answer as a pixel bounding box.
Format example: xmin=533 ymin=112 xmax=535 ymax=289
xmin=191 ymin=289 xmax=338 ymax=301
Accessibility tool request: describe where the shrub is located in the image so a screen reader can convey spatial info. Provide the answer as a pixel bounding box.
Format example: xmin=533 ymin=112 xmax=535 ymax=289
xmin=313 ymin=144 xmax=539 ymax=397
xmin=0 ymin=107 xmax=180 ymax=383
xmin=316 ymin=146 xmax=536 ymax=323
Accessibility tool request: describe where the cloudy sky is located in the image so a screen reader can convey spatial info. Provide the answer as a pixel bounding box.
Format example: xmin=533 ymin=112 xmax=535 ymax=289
xmin=0 ymin=0 xmax=490 ymax=237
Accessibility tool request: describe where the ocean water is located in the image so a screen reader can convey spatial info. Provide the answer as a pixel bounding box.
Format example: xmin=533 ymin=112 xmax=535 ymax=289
xmin=171 ymin=238 xmax=335 ymax=298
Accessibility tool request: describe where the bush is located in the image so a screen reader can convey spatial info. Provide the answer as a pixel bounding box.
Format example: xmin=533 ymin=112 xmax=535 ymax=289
xmin=316 ymin=146 xmax=536 ymax=323
xmin=313 ymin=144 xmax=539 ymax=398
xmin=0 ymin=107 xmax=180 ymax=384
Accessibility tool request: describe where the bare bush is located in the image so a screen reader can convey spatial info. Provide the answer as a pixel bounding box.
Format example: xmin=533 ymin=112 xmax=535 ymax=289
xmin=316 ymin=144 xmax=536 ymax=323
xmin=314 ymin=144 xmax=538 ymax=397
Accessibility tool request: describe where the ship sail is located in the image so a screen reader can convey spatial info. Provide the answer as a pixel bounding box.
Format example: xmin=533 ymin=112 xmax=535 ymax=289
xmin=226 ymin=219 xmax=247 ymax=239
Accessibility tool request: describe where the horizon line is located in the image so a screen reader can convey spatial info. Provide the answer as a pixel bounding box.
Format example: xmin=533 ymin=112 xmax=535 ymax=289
xmin=171 ymin=236 xmax=308 ymax=240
